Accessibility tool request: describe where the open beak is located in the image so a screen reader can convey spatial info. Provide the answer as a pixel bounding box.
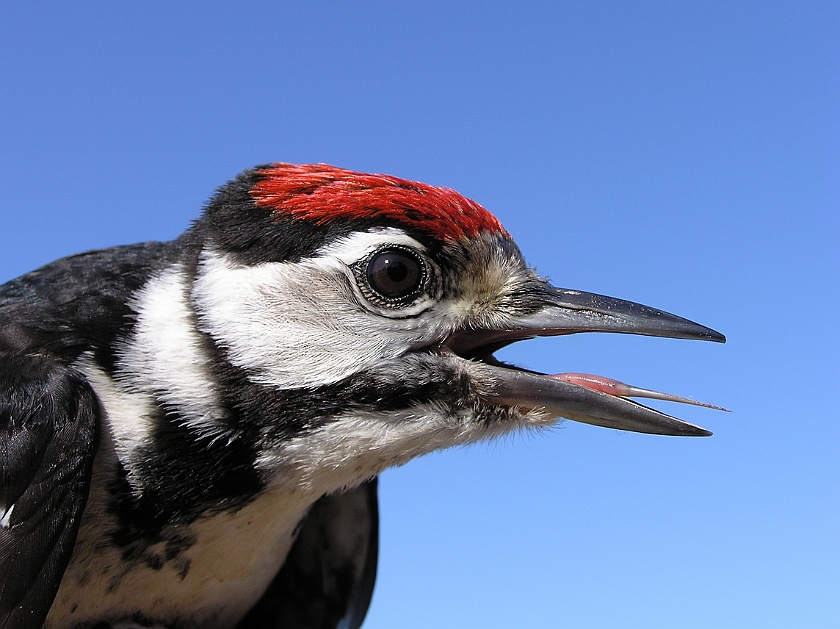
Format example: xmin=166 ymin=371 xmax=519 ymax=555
xmin=448 ymin=285 xmax=727 ymax=437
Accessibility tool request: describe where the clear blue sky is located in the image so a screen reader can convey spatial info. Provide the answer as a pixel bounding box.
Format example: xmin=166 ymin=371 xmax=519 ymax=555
xmin=1 ymin=2 xmax=837 ymax=627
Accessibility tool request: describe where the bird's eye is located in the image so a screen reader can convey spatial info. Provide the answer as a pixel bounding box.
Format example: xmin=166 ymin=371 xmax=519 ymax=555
xmin=364 ymin=248 xmax=424 ymax=302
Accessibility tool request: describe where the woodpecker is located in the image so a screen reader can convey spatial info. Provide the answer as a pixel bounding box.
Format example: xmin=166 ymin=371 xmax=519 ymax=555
xmin=0 ymin=164 xmax=725 ymax=629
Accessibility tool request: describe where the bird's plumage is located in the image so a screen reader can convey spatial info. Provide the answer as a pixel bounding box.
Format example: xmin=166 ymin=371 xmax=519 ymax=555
xmin=250 ymin=163 xmax=505 ymax=241
xmin=0 ymin=164 xmax=724 ymax=629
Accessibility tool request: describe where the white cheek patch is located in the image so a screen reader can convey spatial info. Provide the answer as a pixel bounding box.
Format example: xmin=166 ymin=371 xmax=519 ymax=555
xmin=192 ymin=239 xmax=448 ymax=390
xmin=117 ymin=266 xmax=227 ymax=436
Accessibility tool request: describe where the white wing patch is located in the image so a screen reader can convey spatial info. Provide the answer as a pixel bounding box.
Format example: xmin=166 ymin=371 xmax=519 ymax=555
xmin=0 ymin=503 xmax=13 ymax=528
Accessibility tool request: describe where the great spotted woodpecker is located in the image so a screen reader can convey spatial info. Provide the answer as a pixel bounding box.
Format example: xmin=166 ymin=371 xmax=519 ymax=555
xmin=0 ymin=164 xmax=725 ymax=629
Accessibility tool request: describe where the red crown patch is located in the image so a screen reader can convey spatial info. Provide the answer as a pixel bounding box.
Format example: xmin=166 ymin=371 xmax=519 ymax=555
xmin=250 ymin=164 xmax=505 ymax=242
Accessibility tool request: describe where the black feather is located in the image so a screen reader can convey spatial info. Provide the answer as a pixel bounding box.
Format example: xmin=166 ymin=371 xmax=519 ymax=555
xmin=0 ymin=354 xmax=99 ymax=629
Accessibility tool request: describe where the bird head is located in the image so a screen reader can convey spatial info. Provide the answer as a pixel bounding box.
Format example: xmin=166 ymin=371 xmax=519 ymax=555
xmin=189 ymin=164 xmax=725 ymax=488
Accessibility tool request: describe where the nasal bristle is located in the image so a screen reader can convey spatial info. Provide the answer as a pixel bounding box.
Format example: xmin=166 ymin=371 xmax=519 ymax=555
xmin=250 ymin=163 xmax=506 ymax=241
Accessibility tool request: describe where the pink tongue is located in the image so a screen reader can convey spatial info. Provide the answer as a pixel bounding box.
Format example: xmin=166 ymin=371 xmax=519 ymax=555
xmin=550 ymin=373 xmax=634 ymax=396
xmin=548 ymin=373 xmax=729 ymax=411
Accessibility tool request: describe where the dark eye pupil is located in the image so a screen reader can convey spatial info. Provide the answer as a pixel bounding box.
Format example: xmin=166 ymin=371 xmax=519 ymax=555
xmin=366 ymin=249 xmax=422 ymax=300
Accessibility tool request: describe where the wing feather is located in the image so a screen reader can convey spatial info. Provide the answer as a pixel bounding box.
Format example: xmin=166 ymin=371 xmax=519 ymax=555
xmin=0 ymin=354 xmax=99 ymax=629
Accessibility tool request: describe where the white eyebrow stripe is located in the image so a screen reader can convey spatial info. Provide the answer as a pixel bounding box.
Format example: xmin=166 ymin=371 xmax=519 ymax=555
xmin=311 ymin=227 xmax=425 ymax=268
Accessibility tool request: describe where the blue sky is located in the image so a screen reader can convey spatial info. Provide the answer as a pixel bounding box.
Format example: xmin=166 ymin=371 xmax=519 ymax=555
xmin=1 ymin=2 xmax=837 ymax=627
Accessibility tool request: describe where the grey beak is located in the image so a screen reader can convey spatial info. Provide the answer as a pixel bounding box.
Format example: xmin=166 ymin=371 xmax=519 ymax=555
xmin=452 ymin=283 xmax=726 ymax=436
xmin=448 ymin=285 xmax=725 ymax=357
xmin=484 ymin=367 xmax=714 ymax=436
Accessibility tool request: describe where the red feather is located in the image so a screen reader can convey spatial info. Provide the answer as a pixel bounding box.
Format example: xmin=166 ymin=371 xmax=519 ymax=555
xmin=250 ymin=164 xmax=505 ymax=241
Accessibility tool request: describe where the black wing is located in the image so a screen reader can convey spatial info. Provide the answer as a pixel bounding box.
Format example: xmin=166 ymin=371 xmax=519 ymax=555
xmin=0 ymin=354 xmax=99 ymax=629
xmin=238 ymin=478 xmax=379 ymax=629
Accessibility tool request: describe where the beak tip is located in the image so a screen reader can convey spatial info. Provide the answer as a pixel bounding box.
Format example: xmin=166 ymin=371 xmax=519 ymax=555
xmin=708 ymin=330 xmax=726 ymax=344
xmin=665 ymin=424 xmax=713 ymax=437
xmin=679 ymin=323 xmax=725 ymax=344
